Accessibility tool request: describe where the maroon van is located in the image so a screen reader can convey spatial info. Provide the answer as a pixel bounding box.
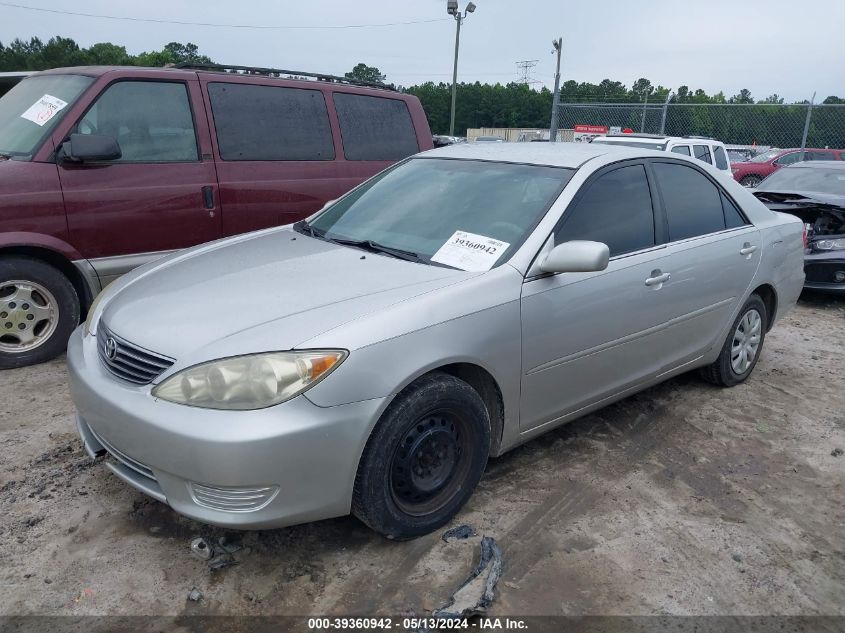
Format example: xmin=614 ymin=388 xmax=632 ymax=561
xmin=0 ymin=64 xmax=433 ymax=368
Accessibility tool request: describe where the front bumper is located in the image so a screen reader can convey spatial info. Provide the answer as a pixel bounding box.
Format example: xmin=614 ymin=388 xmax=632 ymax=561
xmin=67 ymin=326 xmax=388 ymax=529
xmin=804 ymin=253 xmax=845 ymax=294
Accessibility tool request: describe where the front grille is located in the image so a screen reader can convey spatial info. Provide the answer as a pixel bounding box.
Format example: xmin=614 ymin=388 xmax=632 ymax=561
xmin=805 ymin=261 xmax=845 ymax=284
xmin=190 ymin=482 xmax=279 ymax=513
xmin=97 ymin=325 xmax=174 ymax=385
xmin=87 ymin=424 xmax=156 ymax=482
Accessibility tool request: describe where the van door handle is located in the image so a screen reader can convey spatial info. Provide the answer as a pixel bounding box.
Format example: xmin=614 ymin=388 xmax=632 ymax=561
xmin=740 ymin=242 xmax=757 ymax=256
xmin=645 ymin=270 xmax=671 ymax=287
xmin=202 ymin=186 xmax=215 ymax=210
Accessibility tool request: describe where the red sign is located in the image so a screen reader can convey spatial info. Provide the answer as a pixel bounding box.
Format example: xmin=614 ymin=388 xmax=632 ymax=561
xmin=573 ymin=125 xmax=609 ymax=134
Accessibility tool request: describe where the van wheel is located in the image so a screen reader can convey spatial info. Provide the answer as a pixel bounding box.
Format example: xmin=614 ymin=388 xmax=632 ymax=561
xmin=352 ymin=372 xmax=490 ymax=540
xmin=0 ymin=257 xmax=80 ymax=369
xmin=701 ymin=294 xmax=767 ymax=387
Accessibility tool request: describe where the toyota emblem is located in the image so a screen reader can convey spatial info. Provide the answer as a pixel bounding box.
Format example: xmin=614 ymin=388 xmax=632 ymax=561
xmin=104 ymin=337 xmax=118 ymax=360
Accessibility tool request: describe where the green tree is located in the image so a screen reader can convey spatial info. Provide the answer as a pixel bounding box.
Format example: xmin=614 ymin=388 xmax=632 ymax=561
xmin=345 ymin=63 xmax=386 ymax=84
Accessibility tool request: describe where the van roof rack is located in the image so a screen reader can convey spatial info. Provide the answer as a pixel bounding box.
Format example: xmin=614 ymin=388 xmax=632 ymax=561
xmin=682 ymin=135 xmax=714 ymax=140
xmin=606 ymin=133 xmax=667 ymax=139
xmin=173 ymin=62 xmax=396 ymax=91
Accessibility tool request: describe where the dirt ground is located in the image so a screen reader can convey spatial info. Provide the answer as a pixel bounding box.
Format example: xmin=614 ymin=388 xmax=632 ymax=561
xmin=0 ymin=292 xmax=843 ymax=617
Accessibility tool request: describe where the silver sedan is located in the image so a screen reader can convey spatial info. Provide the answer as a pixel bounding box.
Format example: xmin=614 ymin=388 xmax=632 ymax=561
xmin=68 ymin=143 xmax=805 ymax=539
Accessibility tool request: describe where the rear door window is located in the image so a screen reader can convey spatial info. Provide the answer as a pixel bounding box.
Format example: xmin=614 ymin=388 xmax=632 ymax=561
xmin=77 ymin=81 xmax=198 ymax=162
xmin=333 ymin=93 xmax=419 ymax=161
xmin=653 ymin=162 xmax=726 ymax=241
xmin=775 ymin=152 xmax=802 ymax=166
xmin=556 ymin=164 xmax=655 ymax=257
xmin=693 ymin=144 xmax=712 ymax=164
xmin=713 ymin=146 xmax=729 ymax=170
xmin=671 ymin=145 xmax=691 ymax=156
xmin=207 ymin=82 xmax=334 ymax=161
xmin=720 ymin=192 xmax=748 ymax=228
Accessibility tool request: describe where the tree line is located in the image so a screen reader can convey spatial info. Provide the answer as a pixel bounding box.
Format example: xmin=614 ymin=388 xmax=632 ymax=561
xmin=3 ymin=37 xmax=843 ymax=146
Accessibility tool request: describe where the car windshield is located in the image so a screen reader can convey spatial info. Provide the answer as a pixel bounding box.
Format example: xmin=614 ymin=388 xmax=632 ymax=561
xmin=758 ymin=166 xmax=845 ymax=196
xmin=306 ymin=158 xmax=573 ymax=269
xmin=750 ymin=149 xmax=781 ymax=163
xmin=0 ymin=74 xmax=93 ymax=159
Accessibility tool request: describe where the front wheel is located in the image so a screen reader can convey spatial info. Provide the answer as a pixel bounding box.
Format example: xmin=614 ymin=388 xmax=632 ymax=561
xmin=352 ymin=372 xmax=491 ymax=539
xmin=740 ymin=175 xmax=762 ymax=188
xmin=701 ymin=294 xmax=767 ymax=387
xmin=0 ymin=257 xmax=80 ymax=369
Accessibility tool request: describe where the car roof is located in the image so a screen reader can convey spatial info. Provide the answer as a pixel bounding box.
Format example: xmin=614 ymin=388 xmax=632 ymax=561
xmin=422 ymin=142 xmax=642 ymax=168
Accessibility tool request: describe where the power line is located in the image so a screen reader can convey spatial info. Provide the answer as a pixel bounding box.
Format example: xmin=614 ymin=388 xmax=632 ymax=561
xmin=0 ymin=2 xmax=450 ymax=30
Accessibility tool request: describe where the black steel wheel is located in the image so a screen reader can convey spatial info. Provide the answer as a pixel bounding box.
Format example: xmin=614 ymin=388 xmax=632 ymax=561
xmin=353 ymin=372 xmax=490 ymax=539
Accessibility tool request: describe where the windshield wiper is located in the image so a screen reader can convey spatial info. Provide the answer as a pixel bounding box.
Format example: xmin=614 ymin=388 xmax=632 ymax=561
xmin=329 ymin=237 xmax=423 ymax=262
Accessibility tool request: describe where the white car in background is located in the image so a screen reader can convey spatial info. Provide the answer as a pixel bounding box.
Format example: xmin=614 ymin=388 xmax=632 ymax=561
xmin=591 ymin=134 xmax=732 ymax=174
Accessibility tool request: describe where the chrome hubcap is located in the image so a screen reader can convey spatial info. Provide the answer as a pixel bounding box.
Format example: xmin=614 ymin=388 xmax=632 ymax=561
xmin=0 ymin=280 xmax=58 ymax=353
xmin=731 ymin=308 xmax=761 ymax=375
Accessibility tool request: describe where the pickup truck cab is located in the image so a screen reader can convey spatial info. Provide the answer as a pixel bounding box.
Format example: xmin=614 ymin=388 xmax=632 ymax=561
xmin=0 ymin=64 xmax=433 ymax=368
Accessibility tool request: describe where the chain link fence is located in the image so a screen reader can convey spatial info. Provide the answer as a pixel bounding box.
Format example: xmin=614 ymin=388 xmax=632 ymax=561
xmin=555 ymin=102 xmax=845 ymax=149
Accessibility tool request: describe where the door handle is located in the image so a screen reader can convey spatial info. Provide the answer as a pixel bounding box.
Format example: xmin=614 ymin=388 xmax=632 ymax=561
xmin=645 ymin=270 xmax=671 ymax=287
xmin=202 ymin=186 xmax=215 ymax=210
xmin=740 ymin=242 xmax=757 ymax=256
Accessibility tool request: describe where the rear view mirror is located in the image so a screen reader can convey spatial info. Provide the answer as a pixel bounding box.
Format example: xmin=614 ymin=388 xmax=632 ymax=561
xmin=539 ymin=240 xmax=610 ymax=274
xmin=61 ymin=133 xmax=121 ymax=163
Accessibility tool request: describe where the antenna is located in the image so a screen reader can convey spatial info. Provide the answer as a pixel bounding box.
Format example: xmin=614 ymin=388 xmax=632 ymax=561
xmin=515 ymin=59 xmax=540 ymax=86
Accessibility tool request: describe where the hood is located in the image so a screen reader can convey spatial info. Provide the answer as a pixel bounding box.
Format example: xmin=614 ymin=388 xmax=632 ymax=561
xmin=101 ymin=228 xmax=466 ymax=362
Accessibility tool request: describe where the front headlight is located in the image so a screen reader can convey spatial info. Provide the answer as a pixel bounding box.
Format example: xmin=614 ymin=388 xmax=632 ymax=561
xmin=813 ymin=238 xmax=845 ymax=251
xmin=151 ymin=350 xmax=347 ymax=410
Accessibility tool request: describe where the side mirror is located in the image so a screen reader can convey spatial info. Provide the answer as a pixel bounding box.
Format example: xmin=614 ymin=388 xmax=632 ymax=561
xmin=539 ymin=240 xmax=610 ymax=274
xmin=60 ymin=133 xmax=121 ymax=163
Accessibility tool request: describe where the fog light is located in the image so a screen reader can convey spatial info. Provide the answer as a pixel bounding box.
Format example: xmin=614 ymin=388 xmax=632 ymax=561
xmin=834 ymin=271 xmax=845 ymax=283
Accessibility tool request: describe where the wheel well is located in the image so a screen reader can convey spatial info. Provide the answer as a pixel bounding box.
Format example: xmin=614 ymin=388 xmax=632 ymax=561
xmin=751 ymin=284 xmax=777 ymax=331
xmin=0 ymin=246 xmax=92 ymax=316
xmin=428 ymin=363 xmax=505 ymax=456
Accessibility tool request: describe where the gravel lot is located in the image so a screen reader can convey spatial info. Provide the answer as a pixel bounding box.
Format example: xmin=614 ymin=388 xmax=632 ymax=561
xmin=1 ymin=292 xmax=843 ymax=617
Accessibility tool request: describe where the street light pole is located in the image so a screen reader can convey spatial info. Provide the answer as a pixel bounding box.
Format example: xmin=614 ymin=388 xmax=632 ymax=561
xmin=549 ymin=38 xmax=562 ymax=142
xmin=447 ymin=2 xmax=476 ymax=137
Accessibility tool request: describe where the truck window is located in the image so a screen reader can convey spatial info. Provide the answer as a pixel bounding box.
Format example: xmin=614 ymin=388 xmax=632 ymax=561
xmin=77 ymin=81 xmax=198 ymax=162
xmin=671 ymin=145 xmax=691 ymax=156
xmin=333 ymin=93 xmax=419 ymax=161
xmin=207 ymin=83 xmax=334 ymax=161
xmin=713 ymin=146 xmax=729 ymax=170
xmin=693 ymin=145 xmax=712 ymax=164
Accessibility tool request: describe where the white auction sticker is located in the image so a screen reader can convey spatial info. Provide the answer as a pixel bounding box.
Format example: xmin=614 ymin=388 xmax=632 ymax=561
xmin=20 ymin=94 xmax=68 ymax=127
xmin=431 ymin=230 xmax=510 ymax=271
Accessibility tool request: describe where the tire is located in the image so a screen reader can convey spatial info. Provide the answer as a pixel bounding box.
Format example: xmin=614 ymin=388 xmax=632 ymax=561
xmin=740 ymin=175 xmax=762 ymax=188
xmin=701 ymin=294 xmax=767 ymax=387
xmin=0 ymin=256 xmax=80 ymax=369
xmin=352 ymin=372 xmax=491 ymax=540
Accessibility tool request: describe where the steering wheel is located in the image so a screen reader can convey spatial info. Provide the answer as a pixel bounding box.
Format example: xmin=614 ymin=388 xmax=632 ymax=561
xmin=488 ymin=221 xmax=523 ymax=243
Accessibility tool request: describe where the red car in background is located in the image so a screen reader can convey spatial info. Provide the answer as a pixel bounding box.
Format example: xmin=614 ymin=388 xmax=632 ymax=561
xmin=731 ymin=147 xmax=845 ymax=187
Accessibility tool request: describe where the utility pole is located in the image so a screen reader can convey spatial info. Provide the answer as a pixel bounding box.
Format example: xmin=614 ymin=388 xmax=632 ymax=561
xmin=549 ymin=38 xmax=562 ymax=143
xmin=447 ymin=1 xmax=477 ymax=137
xmin=799 ymin=91 xmax=816 ymax=160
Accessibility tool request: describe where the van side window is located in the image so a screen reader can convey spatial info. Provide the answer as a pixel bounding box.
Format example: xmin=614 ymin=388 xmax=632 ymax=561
xmin=77 ymin=81 xmax=198 ymax=162
xmin=555 ymin=164 xmax=655 ymax=257
xmin=207 ymin=83 xmax=334 ymax=161
xmin=693 ymin=145 xmax=712 ymax=164
xmin=671 ymin=145 xmax=691 ymax=156
xmin=713 ymin=146 xmax=729 ymax=170
xmin=654 ymin=162 xmax=725 ymax=240
xmin=333 ymin=93 xmax=419 ymax=161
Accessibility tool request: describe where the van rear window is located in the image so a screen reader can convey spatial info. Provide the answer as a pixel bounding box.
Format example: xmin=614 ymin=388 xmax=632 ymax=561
xmin=333 ymin=93 xmax=419 ymax=161
xmin=207 ymin=82 xmax=334 ymax=161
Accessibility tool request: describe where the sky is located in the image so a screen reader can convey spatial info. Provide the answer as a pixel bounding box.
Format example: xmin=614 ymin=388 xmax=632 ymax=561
xmin=1 ymin=0 xmax=842 ymax=102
